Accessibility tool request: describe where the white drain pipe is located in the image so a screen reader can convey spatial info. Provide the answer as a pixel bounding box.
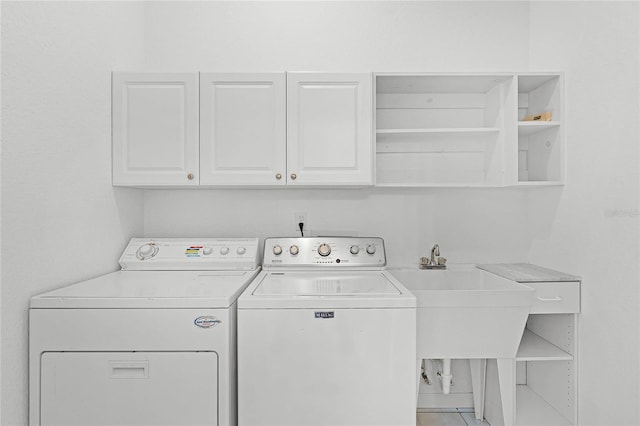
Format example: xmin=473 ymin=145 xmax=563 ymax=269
xmin=441 ymin=358 xmax=453 ymax=394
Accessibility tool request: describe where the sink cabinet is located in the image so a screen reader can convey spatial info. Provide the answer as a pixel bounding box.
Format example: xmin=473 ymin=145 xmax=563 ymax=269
xmin=113 ymin=72 xmax=373 ymax=187
xmin=483 ymin=268 xmax=580 ymax=426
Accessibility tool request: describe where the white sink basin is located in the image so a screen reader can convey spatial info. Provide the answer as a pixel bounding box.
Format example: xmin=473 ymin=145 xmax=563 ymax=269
xmin=390 ymin=265 xmax=534 ymax=359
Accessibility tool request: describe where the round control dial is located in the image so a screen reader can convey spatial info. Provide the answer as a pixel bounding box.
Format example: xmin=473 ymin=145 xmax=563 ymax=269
xmin=366 ymin=244 xmax=376 ymax=255
xmin=202 ymin=247 xmax=213 ymax=255
xmin=317 ymin=243 xmax=331 ymax=257
xmin=136 ymin=243 xmax=158 ymax=260
xmin=220 ymin=247 xmax=229 ymax=255
xmin=289 ymin=245 xmax=299 ymax=255
xmin=237 ymin=247 xmax=246 ymax=255
xmin=273 ymin=245 xmax=283 ymax=255
xmin=350 ymin=245 xmax=360 ymax=255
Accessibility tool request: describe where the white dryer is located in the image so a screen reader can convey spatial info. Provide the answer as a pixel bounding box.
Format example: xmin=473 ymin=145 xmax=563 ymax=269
xmin=29 ymin=238 xmax=260 ymax=426
xmin=237 ymin=237 xmax=416 ymax=426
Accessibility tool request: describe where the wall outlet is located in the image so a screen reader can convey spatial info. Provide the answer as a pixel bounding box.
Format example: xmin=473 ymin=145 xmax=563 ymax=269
xmin=294 ymin=211 xmax=307 ymax=234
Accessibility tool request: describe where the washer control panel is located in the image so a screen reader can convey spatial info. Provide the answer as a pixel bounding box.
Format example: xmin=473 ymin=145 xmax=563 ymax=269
xmin=119 ymin=238 xmax=260 ymax=271
xmin=263 ymin=237 xmax=386 ymax=268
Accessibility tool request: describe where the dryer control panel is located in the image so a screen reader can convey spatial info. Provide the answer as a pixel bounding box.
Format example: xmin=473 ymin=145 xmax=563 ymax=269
xmin=263 ymin=237 xmax=386 ymax=269
xmin=119 ymin=238 xmax=260 ymax=271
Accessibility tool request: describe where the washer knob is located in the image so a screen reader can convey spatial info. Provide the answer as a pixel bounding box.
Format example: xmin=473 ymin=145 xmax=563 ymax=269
xmin=220 ymin=247 xmax=230 ymax=255
xmin=273 ymin=245 xmax=283 ymax=255
xmin=139 ymin=244 xmax=154 ymax=256
xmin=136 ymin=243 xmax=157 ymax=260
xmin=289 ymin=245 xmax=299 ymax=255
xmin=202 ymin=247 xmax=213 ymax=255
xmin=350 ymin=245 xmax=360 ymax=255
xmin=317 ymin=243 xmax=331 ymax=257
xmin=366 ymin=244 xmax=376 ymax=255
xmin=237 ymin=247 xmax=246 ymax=255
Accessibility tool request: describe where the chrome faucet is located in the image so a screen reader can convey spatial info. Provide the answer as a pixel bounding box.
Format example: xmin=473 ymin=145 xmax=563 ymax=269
xmin=420 ymin=244 xmax=447 ymax=269
xmin=431 ymin=244 xmax=440 ymax=265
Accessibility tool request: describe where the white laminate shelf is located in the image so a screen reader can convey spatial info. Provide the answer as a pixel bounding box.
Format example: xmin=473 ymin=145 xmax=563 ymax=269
xmin=377 ymin=128 xmax=500 ymax=135
xmin=516 ymin=385 xmax=573 ymax=426
xmin=512 ymin=181 xmax=564 ymax=187
xmin=517 ymin=121 xmax=560 ymax=136
xmin=516 ymin=329 xmax=573 ymax=362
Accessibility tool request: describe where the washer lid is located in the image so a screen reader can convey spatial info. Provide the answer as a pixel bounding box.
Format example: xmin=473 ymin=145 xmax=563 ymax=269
xmin=30 ymin=270 xmax=259 ymax=309
xmin=254 ymin=272 xmax=400 ymax=296
xmin=239 ymin=271 xmax=415 ymax=309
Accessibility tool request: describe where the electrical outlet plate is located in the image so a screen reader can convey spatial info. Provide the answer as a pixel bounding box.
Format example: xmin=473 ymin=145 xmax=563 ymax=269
xmin=294 ymin=211 xmax=307 ymax=233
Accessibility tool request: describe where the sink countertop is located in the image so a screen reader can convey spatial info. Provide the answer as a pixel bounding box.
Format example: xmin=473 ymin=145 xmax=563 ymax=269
xmin=477 ymin=263 xmax=581 ymax=283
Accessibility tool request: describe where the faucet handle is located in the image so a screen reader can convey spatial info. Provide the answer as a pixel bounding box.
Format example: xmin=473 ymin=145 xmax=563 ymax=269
xmin=420 ymin=256 xmax=431 ymax=266
xmin=436 ymin=257 xmax=447 ymax=266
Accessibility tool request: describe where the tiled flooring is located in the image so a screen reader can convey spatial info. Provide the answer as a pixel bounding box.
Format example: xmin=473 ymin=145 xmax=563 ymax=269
xmin=417 ymin=411 xmax=490 ymax=426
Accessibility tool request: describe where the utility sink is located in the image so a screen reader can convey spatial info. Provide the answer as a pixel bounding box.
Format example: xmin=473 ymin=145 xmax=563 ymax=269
xmin=390 ymin=265 xmax=535 ymax=359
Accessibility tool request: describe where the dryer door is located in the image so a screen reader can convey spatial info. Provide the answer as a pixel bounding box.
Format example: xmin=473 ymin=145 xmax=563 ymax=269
xmin=40 ymin=351 xmax=218 ymax=426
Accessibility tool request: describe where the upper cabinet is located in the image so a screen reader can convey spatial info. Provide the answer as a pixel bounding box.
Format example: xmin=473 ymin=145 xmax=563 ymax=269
xmin=113 ymin=72 xmax=373 ymax=187
xmin=199 ymin=73 xmax=286 ymax=186
xmin=287 ymin=73 xmax=373 ymax=186
xmin=113 ymin=71 xmax=562 ymax=189
xmin=112 ymin=72 xmax=199 ymax=186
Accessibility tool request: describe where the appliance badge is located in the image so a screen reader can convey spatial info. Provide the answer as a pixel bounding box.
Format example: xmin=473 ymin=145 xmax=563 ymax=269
xmin=194 ymin=316 xmax=221 ymax=328
xmin=314 ymin=311 xmax=335 ymax=319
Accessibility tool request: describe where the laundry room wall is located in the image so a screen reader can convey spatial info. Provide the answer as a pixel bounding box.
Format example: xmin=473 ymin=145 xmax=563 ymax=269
xmin=1 ymin=2 xmax=146 ymax=425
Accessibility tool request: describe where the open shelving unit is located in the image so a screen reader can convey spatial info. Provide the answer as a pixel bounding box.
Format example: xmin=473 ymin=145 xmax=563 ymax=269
xmin=516 ymin=74 xmax=563 ymax=185
xmin=374 ymin=72 xmax=564 ymax=188
xmin=374 ymin=73 xmax=516 ymax=187
xmin=515 ymin=314 xmax=577 ymax=426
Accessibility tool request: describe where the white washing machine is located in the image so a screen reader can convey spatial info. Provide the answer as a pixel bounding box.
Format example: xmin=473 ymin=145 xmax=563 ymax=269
xmin=29 ymin=238 xmax=260 ymax=426
xmin=237 ymin=237 xmax=416 ymax=426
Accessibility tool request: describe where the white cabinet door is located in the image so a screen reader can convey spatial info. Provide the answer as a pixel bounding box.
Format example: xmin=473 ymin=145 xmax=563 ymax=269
xmin=112 ymin=73 xmax=199 ymax=186
xmin=287 ymin=73 xmax=373 ymax=185
xmin=200 ymin=73 xmax=286 ymax=185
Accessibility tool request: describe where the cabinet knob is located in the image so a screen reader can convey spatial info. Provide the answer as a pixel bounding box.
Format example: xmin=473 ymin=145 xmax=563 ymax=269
xmin=187 ymin=173 xmax=194 ymax=180
xmin=290 ymin=173 xmax=297 ymax=180
xmin=275 ymin=173 xmax=282 ymax=180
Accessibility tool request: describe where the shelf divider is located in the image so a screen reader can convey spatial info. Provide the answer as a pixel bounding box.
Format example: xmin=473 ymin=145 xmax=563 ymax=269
xmin=516 ymin=329 xmax=573 ymax=361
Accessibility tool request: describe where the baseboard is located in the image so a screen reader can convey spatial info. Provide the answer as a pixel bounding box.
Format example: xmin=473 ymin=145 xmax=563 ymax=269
xmin=417 ymin=392 xmax=475 ymax=410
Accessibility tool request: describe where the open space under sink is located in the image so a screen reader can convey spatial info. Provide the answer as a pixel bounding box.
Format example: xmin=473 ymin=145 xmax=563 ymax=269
xmin=390 ymin=265 xmax=535 ymax=359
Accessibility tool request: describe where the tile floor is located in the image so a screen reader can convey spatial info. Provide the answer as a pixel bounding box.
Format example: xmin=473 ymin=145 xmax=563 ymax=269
xmin=417 ymin=411 xmax=490 ymax=426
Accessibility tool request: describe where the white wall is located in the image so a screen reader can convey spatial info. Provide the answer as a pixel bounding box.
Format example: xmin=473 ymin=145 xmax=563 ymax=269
xmin=1 ymin=2 xmax=145 ymax=425
xmin=526 ymin=2 xmax=639 ymax=425
xmin=1 ymin=1 xmax=638 ymax=425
